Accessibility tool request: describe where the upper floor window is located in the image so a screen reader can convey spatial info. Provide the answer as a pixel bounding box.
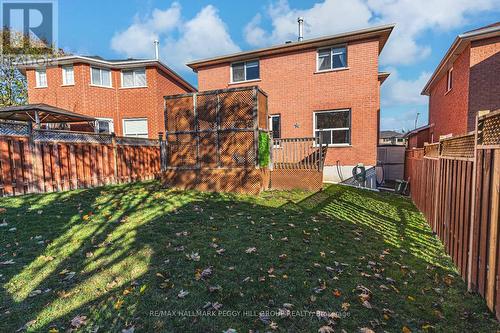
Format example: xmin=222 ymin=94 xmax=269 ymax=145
xmin=231 ymin=60 xmax=259 ymax=83
xmin=446 ymin=68 xmax=453 ymax=92
xmin=317 ymin=46 xmax=347 ymax=71
xmin=62 ymin=65 xmax=74 ymax=85
xmin=121 ymin=68 xmax=147 ymax=88
xmin=314 ymin=109 xmax=351 ymax=145
xmin=91 ymin=67 xmax=112 ymax=87
xmin=35 ymin=68 xmax=47 ymax=88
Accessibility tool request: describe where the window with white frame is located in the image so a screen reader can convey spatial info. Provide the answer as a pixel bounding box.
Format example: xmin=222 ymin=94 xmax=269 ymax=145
xmin=35 ymin=68 xmax=47 ymax=87
xmin=269 ymin=115 xmax=281 ymax=139
xmin=62 ymin=65 xmax=74 ymax=85
xmin=446 ymin=68 xmax=453 ymax=92
xmin=314 ymin=109 xmax=351 ymax=145
xmin=123 ymin=118 xmax=148 ymax=138
xmin=96 ymin=118 xmax=114 ymax=134
xmin=121 ymin=68 xmax=147 ymax=88
xmin=231 ymin=60 xmax=259 ymax=82
xmin=91 ymin=67 xmax=112 ymax=87
xmin=317 ymin=45 xmax=347 ymax=71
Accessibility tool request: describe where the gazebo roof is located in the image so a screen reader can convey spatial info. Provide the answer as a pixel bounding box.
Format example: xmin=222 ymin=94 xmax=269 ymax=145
xmin=0 ymin=104 xmax=96 ymax=123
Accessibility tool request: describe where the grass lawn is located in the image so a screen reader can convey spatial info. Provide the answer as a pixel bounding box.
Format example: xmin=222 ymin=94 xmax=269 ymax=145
xmin=0 ymin=181 xmax=498 ymax=332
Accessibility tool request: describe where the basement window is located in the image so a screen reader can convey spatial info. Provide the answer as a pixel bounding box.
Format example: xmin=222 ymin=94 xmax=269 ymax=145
xmin=231 ymin=60 xmax=260 ymax=83
xmin=314 ymin=109 xmax=351 ymax=145
xmin=446 ymin=68 xmax=453 ymax=92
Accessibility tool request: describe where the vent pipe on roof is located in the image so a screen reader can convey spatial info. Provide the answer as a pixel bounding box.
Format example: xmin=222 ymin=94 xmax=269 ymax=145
xmin=298 ymin=17 xmax=304 ymax=41
xmin=154 ymin=40 xmax=160 ymax=60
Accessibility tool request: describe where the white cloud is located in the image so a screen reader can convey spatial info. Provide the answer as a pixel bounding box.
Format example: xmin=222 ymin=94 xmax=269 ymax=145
xmin=381 ymin=68 xmax=431 ymax=106
xmin=244 ymin=0 xmax=497 ymax=65
xmin=111 ymin=3 xmax=240 ymax=71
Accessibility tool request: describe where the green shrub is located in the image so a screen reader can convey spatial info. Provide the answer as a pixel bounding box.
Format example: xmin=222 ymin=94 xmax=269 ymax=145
xmin=258 ymin=131 xmax=270 ymax=168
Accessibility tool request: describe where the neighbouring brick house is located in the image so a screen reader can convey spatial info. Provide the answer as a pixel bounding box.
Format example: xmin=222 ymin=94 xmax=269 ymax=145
xmin=187 ymin=24 xmax=394 ymax=182
xmin=19 ymin=55 xmax=196 ymax=138
xmin=420 ymin=22 xmax=500 ymax=142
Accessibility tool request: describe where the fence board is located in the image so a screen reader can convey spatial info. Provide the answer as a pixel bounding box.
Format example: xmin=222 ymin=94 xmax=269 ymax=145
xmin=0 ymin=127 xmax=160 ymax=197
xmin=405 ymin=110 xmax=500 ymax=320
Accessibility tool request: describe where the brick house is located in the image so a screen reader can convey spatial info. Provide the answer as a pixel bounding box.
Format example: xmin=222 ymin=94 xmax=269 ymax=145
xmin=186 ymin=24 xmax=394 ymax=181
xmin=19 ymin=55 xmax=196 ymax=138
xmin=421 ymin=22 xmax=500 ymax=142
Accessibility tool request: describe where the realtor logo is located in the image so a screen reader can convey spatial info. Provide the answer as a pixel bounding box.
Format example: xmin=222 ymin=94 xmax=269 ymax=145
xmin=1 ymin=0 xmax=57 ymax=53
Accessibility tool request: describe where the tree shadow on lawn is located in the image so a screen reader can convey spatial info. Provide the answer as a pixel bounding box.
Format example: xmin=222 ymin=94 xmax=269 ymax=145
xmin=0 ymin=182 xmax=498 ymax=332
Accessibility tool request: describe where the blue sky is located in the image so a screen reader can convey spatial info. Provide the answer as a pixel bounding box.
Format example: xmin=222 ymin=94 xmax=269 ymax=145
xmin=56 ymin=0 xmax=499 ymax=131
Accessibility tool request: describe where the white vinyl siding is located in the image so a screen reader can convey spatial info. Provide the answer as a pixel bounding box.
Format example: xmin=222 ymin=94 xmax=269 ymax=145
xmin=91 ymin=67 xmax=112 ymax=87
xmin=123 ymin=118 xmax=148 ymax=138
xmin=35 ymin=69 xmax=47 ymax=87
xmin=62 ymin=65 xmax=74 ymax=85
xmin=121 ymin=68 xmax=147 ymax=88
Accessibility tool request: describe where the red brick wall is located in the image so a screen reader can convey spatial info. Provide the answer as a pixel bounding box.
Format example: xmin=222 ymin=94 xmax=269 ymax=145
xmin=428 ymin=45 xmax=470 ymax=142
xmin=468 ymin=36 xmax=500 ymax=129
xmin=197 ymin=39 xmax=381 ymax=166
xmin=27 ymin=63 xmax=191 ymax=138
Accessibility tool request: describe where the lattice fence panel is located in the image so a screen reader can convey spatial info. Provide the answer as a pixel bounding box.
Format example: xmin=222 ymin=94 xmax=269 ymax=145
xmin=0 ymin=121 xmax=30 ymax=136
xmin=218 ymin=89 xmax=254 ymax=130
xmin=440 ymin=134 xmax=475 ymax=159
xmin=166 ymin=133 xmax=197 ymax=167
xmin=424 ymin=143 xmax=440 ymax=158
xmin=478 ymin=111 xmax=500 ymax=146
xmin=198 ymin=132 xmax=217 ymax=167
xmin=197 ymin=94 xmax=218 ymax=131
xmin=219 ymin=131 xmax=255 ymax=167
xmin=166 ymin=95 xmax=194 ymax=132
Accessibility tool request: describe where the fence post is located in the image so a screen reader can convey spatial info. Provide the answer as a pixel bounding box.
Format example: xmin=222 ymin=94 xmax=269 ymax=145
xmin=269 ymin=132 xmax=273 ymax=171
xmin=158 ymin=132 xmax=166 ymax=172
xmin=111 ymin=133 xmax=118 ymax=184
xmin=253 ymin=87 xmax=259 ymax=168
xmin=467 ymin=114 xmax=480 ymax=291
xmin=318 ymin=133 xmax=323 ymax=172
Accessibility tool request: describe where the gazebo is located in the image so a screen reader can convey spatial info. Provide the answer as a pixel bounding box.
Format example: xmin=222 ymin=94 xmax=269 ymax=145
xmin=0 ymin=104 xmax=96 ymax=129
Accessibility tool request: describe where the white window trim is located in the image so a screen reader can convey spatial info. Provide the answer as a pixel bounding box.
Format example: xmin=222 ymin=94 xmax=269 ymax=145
xmin=90 ymin=66 xmax=113 ymax=88
xmin=446 ymin=67 xmax=453 ymax=93
xmin=122 ymin=118 xmax=149 ymax=138
xmin=35 ymin=68 xmax=48 ymax=88
xmin=230 ymin=59 xmax=260 ymax=84
xmin=61 ymin=65 xmax=74 ymax=86
xmin=120 ymin=68 xmax=147 ymax=88
xmin=313 ymin=109 xmax=351 ymax=147
xmin=316 ymin=44 xmax=348 ymax=72
xmin=95 ymin=117 xmax=114 ymax=134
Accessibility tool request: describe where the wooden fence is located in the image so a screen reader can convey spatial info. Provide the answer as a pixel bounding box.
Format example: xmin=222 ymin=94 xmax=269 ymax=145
xmin=0 ymin=122 xmax=160 ymax=196
xmin=405 ymin=110 xmax=500 ymax=320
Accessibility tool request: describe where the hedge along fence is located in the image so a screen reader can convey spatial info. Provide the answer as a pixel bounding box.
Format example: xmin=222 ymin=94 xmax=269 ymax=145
xmin=405 ymin=109 xmax=500 ymax=320
xmin=0 ymin=121 xmax=160 ymax=196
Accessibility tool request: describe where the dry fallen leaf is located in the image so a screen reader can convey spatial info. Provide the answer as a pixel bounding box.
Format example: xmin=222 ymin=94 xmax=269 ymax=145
xmin=245 ymin=247 xmax=257 ymax=254
xmin=333 ymin=289 xmax=342 ymax=297
xmin=70 ymin=315 xmax=87 ymax=328
xmin=177 ymin=289 xmax=189 ymax=298
xmin=402 ymin=326 xmax=412 ymax=333
xmin=318 ymin=326 xmax=335 ymax=333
